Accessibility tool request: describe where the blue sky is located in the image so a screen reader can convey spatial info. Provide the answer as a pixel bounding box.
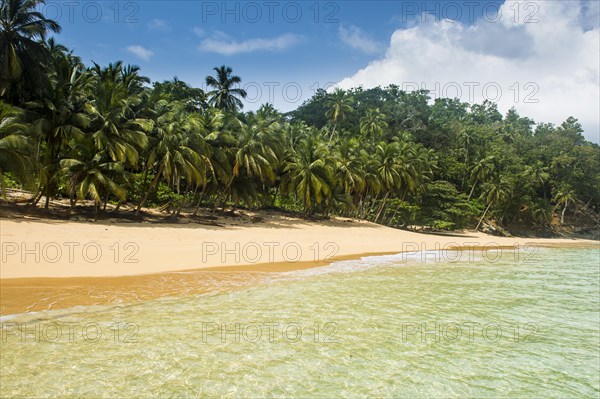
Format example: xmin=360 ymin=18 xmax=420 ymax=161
xmin=41 ymin=1 xmax=599 ymax=142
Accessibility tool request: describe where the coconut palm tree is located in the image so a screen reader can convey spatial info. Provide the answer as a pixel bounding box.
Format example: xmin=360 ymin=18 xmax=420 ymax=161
xmin=281 ymin=133 xmax=333 ymax=214
xmin=205 ymin=65 xmax=247 ymax=113
xmin=136 ymin=100 xmax=212 ymax=213
xmin=88 ymin=62 xmax=149 ymax=167
xmin=0 ymin=101 xmax=31 ymax=193
xmin=475 ymin=177 xmax=511 ymax=230
xmin=468 ymin=156 xmax=495 ymax=200
xmin=30 ymin=48 xmax=93 ymax=208
xmin=228 ymin=113 xmax=280 ymax=187
xmin=359 ymin=108 xmax=387 ymax=143
xmin=522 ymin=161 xmax=549 ymax=200
xmin=60 ymin=143 xmax=127 ymax=219
xmin=0 ymin=0 xmax=61 ymax=100
xmin=325 ymin=88 xmax=353 ymax=144
xmin=333 ymin=137 xmax=365 ymax=198
xmin=553 ymin=184 xmax=576 ymax=225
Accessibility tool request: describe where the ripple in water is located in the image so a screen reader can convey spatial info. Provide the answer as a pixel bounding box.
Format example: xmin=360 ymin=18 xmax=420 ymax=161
xmin=1 ymin=248 xmax=599 ymax=398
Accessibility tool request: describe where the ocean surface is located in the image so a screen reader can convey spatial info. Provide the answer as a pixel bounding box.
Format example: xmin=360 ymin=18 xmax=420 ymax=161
xmin=1 ymin=247 xmax=599 ymax=398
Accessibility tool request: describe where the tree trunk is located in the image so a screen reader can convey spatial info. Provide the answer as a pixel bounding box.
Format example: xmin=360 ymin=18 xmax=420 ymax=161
xmin=388 ymin=202 xmax=404 ymax=226
xmin=560 ymin=199 xmax=568 ymax=225
xmin=467 ymin=179 xmax=477 ymax=200
xmin=103 ymin=192 xmax=110 ymax=211
xmin=136 ymin=166 xmax=163 ymax=214
xmin=374 ymin=191 xmax=390 ymax=223
xmin=193 ymin=188 xmax=207 ymax=216
xmin=475 ymin=201 xmax=493 ymax=231
xmin=328 ymin=123 xmax=337 ymax=146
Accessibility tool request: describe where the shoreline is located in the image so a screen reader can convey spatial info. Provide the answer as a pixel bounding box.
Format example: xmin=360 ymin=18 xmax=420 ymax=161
xmin=1 ymin=217 xmax=598 ymax=316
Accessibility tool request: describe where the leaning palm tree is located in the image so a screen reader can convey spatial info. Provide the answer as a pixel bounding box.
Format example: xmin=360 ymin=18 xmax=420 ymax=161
xmin=475 ymin=177 xmax=511 ymax=230
xmin=467 ymin=156 xmax=495 ymax=200
xmin=205 ymin=65 xmax=247 ymax=113
xmin=0 ymin=0 xmax=61 ymax=99
xmin=0 ymin=101 xmax=31 ymax=194
xmin=553 ymin=184 xmax=576 ymax=225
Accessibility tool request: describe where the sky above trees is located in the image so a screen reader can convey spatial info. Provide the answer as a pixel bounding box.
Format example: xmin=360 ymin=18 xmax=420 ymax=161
xmin=37 ymin=0 xmax=599 ymax=142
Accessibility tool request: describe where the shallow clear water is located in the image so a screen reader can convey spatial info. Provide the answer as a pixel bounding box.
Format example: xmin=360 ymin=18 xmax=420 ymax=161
xmin=1 ymin=248 xmax=599 ymax=398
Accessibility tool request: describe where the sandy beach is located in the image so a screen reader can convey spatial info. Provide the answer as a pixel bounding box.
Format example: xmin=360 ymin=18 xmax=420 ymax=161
xmin=1 ymin=215 xmax=598 ymax=315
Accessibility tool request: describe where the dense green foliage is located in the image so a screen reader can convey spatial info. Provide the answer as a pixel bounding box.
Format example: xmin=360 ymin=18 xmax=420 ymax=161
xmin=1 ymin=0 xmax=599 ymax=230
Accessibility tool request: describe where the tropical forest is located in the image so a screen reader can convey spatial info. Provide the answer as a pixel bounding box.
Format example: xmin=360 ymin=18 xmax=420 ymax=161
xmin=1 ymin=0 xmax=599 ymax=236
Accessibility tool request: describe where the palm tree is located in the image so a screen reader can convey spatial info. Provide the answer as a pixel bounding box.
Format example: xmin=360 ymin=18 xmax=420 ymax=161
xmin=333 ymin=137 xmax=365 ymax=198
xmin=205 ymin=65 xmax=247 ymax=112
xmin=371 ymin=142 xmax=410 ymax=222
xmin=325 ymin=88 xmax=353 ymax=144
xmin=359 ymin=108 xmax=387 ymax=143
xmin=0 ymin=101 xmax=31 ymax=193
xmin=522 ymin=161 xmax=549 ymax=200
xmin=30 ymin=48 xmax=93 ymax=208
xmin=467 ymin=156 xmax=495 ymax=200
xmin=0 ymin=0 xmax=61 ymax=99
xmin=88 ymin=61 xmax=149 ymax=167
xmin=136 ymin=100 xmax=212 ymax=213
xmin=228 ymin=112 xmax=280 ymax=187
xmin=553 ymin=184 xmax=576 ymax=225
xmin=281 ymin=133 xmax=333 ymax=214
xmin=475 ymin=177 xmax=511 ymax=230
xmin=60 ymin=143 xmax=127 ymax=219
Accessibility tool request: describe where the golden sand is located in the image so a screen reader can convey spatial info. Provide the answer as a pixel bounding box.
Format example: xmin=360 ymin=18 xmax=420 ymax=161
xmin=1 ymin=217 xmax=597 ymax=315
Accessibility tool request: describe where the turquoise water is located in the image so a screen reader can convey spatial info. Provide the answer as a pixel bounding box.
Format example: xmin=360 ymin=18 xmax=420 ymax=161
xmin=1 ymin=248 xmax=599 ymax=398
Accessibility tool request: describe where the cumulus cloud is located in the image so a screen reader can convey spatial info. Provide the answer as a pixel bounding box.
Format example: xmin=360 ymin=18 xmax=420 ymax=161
xmin=338 ymin=25 xmax=384 ymax=54
xmin=198 ymin=33 xmax=303 ymax=55
xmin=127 ymin=45 xmax=154 ymax=61
xmin=337 ymin=0 xmax=599 ymax=142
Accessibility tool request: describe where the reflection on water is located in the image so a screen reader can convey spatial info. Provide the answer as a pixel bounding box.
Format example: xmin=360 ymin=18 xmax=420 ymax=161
xmin=1 ymin=249 xmax=599 ymax=397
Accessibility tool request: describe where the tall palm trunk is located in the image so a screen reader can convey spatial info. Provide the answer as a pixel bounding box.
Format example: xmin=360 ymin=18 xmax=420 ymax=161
xmin=327 ymin=123 xmax=337 ymax=146
xmin=467 ymin=179 xmax=478 ymax=200
xmin=475 ymin=201 xmax=493 ymax=231
xmin=560 ymin=199 xmax=568 ymax=225
xmin=374 ymin=191 xmax=390 ymax=223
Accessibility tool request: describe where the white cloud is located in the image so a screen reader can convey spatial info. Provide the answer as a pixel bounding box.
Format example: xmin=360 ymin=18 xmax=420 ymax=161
xmin=337 ymin=0 xmax=600 ymax=142
xmin=148 ymin=19 xmax=170 ymax=31
xmin=127 ymin=45 xmax=154 ymax=61
xmin=338 ymin=25 xmax=384 ymax=54
xmin=192 ymin=27 xmax=205 ymax=37
xmin=198 ymin=33 xmax=303 ymax=55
